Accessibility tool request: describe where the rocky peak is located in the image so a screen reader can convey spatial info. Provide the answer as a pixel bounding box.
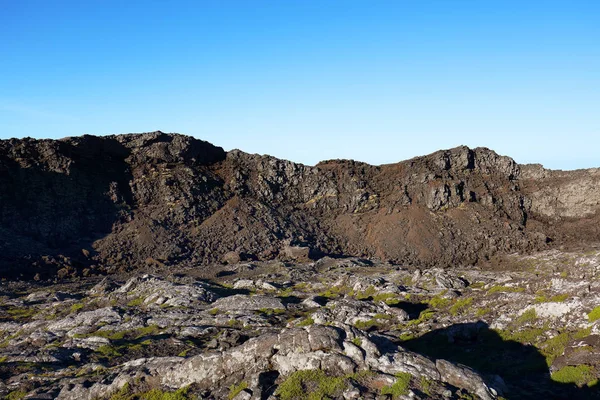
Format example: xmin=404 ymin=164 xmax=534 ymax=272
xmin=0 ymin=133 xmax=598 ymax=279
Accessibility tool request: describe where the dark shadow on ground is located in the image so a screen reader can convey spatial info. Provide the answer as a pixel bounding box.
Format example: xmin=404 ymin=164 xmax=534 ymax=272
xmin=387 ymin=301 xmax=428 ymax=319
xmin=401 ymin=321 xmax=599 ymax=400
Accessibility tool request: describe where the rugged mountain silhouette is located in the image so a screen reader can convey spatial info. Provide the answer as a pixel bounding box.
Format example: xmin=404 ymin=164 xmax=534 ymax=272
xmin=1 ymin=131 xmax=599 ymax=279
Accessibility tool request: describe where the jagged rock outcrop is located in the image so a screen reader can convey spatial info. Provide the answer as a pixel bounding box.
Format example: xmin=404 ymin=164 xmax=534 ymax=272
xmin=1 ymin=132 xmax=598 ymax=278
xmin=57 ymin=324 xmax=496 ymax=400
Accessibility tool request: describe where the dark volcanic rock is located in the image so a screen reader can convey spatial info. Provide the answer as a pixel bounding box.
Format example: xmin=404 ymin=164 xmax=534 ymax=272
xmin=0 ymin=132 xmax=598 ymax=278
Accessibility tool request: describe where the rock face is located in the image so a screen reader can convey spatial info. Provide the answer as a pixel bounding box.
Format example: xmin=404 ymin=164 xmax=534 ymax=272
xmin=1 ymin=132 xmax=599 ymax=279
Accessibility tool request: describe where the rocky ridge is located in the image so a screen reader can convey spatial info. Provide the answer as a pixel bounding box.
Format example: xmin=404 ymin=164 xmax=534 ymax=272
xmin=1 ymin=132 xmax=599 ymax=279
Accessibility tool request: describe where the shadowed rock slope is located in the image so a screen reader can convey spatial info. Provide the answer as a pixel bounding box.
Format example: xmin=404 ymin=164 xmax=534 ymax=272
xmin=1 ymin=131 xmax=598 ymax=279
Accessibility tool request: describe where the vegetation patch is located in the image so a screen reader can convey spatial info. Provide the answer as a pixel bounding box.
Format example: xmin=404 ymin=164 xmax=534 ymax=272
xmin=398 ymin=332 xmax=416 ymax=341
xmin=540 ymin=332 xmax=569 ymax=366
xmin=475 ymin=307 xmax=491 ymax=317
xmin=516 ymin=309 xmax=537 ymax=325
xmin=96 ymin=344 xmax=122 ymax=359
xmin=551 ymin=365 xmax=597 ymax=387
xmin=449 ymin=297 xmax=473 ymax=316
xmin=258 ymin=308 xmax=286 ymax=316
xmin=535 ymin=293 xmax=569 ymax=303
xmin=428 ymin=292 xmax=451 ymax=309
xmin=228 ymin=381 xmax=248 ymax=400
xmin=468 ymin=282 xmax=485 ymax=289
xmin=127 ymin=297 xmax=145 ymax=307
xmin=371 ymin=292 xmax=397 ymax=303
xmin=574 ymin=327 xmax=592 ymax=339
xmin=381 ymin=372 xmax=411 ymax=398
xmin=297 ymin=317 xmax=315 ymax=327
xmin=319 ymin=285 xmax=350 ymax=299
xmin=587 ymin=306 xmax=600 ymax=322
xmin=70 ymin=302 xmax=85 ymax=313
xmin=5 ymin=307 xmax=37 ymax=321
xmin=275 ymin=369 xmax=349 ymax=400
xmin=353 ymin=285 xmax=377 ymax=300
xmin=109 ymin=383 xmax=193 ymax=400
xmin=405 ymin=310 xmax=435 ymax=327
xmin=487 ymin=286 xmax=525 ymax=295
xmin=496 ymin=326 xmax=546 ymax=345
xmin=6 ymin=390 xmax=27 ymax=400
xmin=419 ymin=376 xmax=432 ymax=396
xmin=75 ymin=325 xmax=160 ymax=341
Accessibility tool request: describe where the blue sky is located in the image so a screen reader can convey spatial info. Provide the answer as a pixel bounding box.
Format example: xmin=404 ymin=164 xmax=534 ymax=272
xmin=1 ymin=1 xmax=599 ymax=169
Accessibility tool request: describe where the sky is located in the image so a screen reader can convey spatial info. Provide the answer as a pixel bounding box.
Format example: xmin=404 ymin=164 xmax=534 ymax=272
xmin=1 ymin=1 xmax=599 ymax=170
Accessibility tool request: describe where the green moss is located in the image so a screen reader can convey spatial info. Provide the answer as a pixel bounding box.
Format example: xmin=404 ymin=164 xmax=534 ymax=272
xmin=516 ymin=309 xmax=537 ymax=325
xmin=354 ymin=285 xmax=377 ymax=300
xmin=177 ymin=349 xmax=190 ymax=357
xmin=297 ymin=317 xmax=315 ymax=327
xmin=127 ymin=297 xmax=145 ymax=307
xmin=398 ymin=332 xmax=416 ymax=341
xmin=5 ymin=307 xmax=37 ymax=320
xmin=227 ymin=319 xmax=242 ymax=327
xmin=428 ymin=295 xmax=451 ymax=309
xmin=535 ymin=293 xmax=569 ymax=303
xmin=384 ymin=298 xmax=402 ymax=306
xmin=319 ymin=285 xmax=350 ymax=299
xmin=574 ymin=327 xmax=592 ymax=339
xmin=0 ymin=355 xmax=7 ymax=363
xmin=405 ymin=310 xmax=435 ymax=327
xmin=74 ymin=329 xmax=125 ymax=340
xmin=139 ymin=387 xmax=191 ymax=400
xmin=6 ymin=390 xmax=27 ymax=400
xmin=0 ymin=330 xmax=23 ymax=348
xmin=275 ymin=369 xmax=349 ymax=400
xmin=372 ymin=292 xmax=397 ymax=303
xmin=70 ymin=302 xmax=85 ymax=313
xmin=551 ymin=365 xmax=597 ymax=387
xmin=475 ymin=307 xmax=491 ymax=317
xmin=381 ymin=372 xmax=411 ymax=398
xmin=486 ymin=286 xmax=524 ymax=295
xmin=258 ymin=308 xmax=286 ymax=315
xmin=208 ymin=308 xmax=220 ymax=315
xmin=457 ymin=392 xmax=477 ymax=400
xmin=450 ymin=297 xmax=473 ymax=316
xmin=228 ymin=381 xmax=248 ymax=400
xmin=469 ymin=282 xmax=485 ymax=289
xmin=134 ymin=325 xmax=160 ymax=339
xmin=278 ymin=288 xmax=294 ymax=298
xmin=109 ymin=383 xmax=193 ymax=400
xmin=540 ymin=332 xmax=569 ymax=366
xmin=419 ymin=376 xmax=432 ymax=396
xmin=354 ymin=313 xmax=391 ymax=330
xmin=496 ymin=326 xmax=546 ymax=345
xmin=351 ymin=337 xmax=362 ymax=347
xmin=76 ymin=325 xmax=160 ymax=341
xmin=588 ymin=306 xmax=600 ymax=322
xmin=96 ymin=344 xmax=122 ymax=358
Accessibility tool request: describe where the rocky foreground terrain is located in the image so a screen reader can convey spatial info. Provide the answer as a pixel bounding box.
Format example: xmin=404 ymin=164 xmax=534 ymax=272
xmin=1 ymin=132 xmax=600 ymax=399
xmin=2 ymin=250 xmax=600 ymax=399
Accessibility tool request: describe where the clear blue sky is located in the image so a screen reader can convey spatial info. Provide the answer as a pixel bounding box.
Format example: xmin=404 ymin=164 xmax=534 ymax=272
xmin=1 ymin=1 xmax=599 ymax=169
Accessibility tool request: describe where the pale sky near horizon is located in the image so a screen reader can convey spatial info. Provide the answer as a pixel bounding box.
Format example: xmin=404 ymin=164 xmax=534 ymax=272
xmin=1 ymin=1 xmax=599 ymax=170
